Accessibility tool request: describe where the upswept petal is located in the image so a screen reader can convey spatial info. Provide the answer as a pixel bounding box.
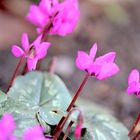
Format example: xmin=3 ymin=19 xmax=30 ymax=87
xmin=21 ymin=33 xmax=29 ymax=51
xmin=36 ymin=42 xmax=51 ymax=60
xmin=39 ymin=0 xmax=58 ymax=13
xmin=97 ymin=62 xmax=119 ymax=80
xmin=76 ymin=51 xmax=92 ymax=71
xmin=89 ymin=43 xmax=97 ymax=60
xmin=12 ymin=45 xmax=24 ymax=57
xmin=39 ymin=0 xmax=52 ymax=14
xmin=27 ymin=59 xmax=38 ymax=71
xmin=127 ymin=82 xmax=140 ymax=95
xmin=33 ymin=35 xmax=42 ymax=49
xmin=128 ymin=69 xmax=139 ymax=85
xmin=26 ymin=5 xmax=45 ymax=27
xmin=95 ymin=52 xmax=116 ymax=64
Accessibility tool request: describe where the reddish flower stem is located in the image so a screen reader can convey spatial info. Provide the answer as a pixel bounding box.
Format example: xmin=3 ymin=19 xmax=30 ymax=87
xmin=7 ymin=56 xmax=25 ymax=92
xmin=36 ymin=21 xmax=52 ymax=71
xmin=62 ymin=121 xmax=74 ymax=140
xmin=132 ymin=130 xmax=140 ymax=140
xmin=67 ymin=73 xmax=89 ymax=112
xmin=21 ymin=63 xmax=28 ymax=75
xmin=48 ymin=56 xmax=57 ymax=74
xmin=128 ymin=113 xmax=140 ymax=137
xmin=53 ymin=74 xmax=89 ymax=138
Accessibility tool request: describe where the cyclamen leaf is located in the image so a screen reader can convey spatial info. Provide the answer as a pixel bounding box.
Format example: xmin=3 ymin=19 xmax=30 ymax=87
xmin=68 ymin=99 xmax=130 ymax=140
xmin=0 ymin=71 xmax=71 ymax=137
xmin=0 ymin=90 xmax=7 ymax=103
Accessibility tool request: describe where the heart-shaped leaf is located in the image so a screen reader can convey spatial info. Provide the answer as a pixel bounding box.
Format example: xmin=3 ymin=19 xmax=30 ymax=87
xmin=68 ymin=99 xmax=130 ymax=140
xmin=0 ymin=71 xmax=71 ymax=137
xmin=0 ymin=90 xmax=7 ymax=103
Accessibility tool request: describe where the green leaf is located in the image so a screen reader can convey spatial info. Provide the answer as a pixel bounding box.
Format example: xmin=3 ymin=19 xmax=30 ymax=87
xmin=68 ymin=99 xmax=130 ymax=140
xmin=0 ymin=90 xmax=7 ymax=103
xmin=1 ymin=71 xmax=71 ymax=137
xmin=0 ymin=90 xmax=7 ymax=117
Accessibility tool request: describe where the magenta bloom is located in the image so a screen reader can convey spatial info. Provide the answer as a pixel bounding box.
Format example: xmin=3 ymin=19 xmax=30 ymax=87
xmin=12 ymin=33 xmax=51 ymax=71
xmin=127 ymin=69 xmax=140 ymax=98
xmin=26 ymin=0 xmax=80 ymax=36
xmin=24 ymin=126 xmax=52 ymax=140
xmin=74 ymin=124 xmax=82 ymax=140
xmin=0 ymin=113 xmax=17 ymax=140
xmin=76 ymin=43 xmax=119 ymax=80
xmin=0 ymin=114 xmax=52 ymax=140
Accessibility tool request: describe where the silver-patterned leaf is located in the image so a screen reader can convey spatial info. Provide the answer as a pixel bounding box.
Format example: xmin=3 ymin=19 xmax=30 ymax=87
xmin=1 ymin=71 xmax=71 ymax=137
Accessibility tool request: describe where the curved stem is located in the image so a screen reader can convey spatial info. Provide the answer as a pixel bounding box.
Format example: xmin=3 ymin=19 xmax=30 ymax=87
xmin=7 ymin=56 xmax=25 ymax=92
xmin=48 ymin=56 xmax=57 ymax=74
xmin=62 ymin=121 xmax=74 ymax=140
xmin=67 ymin=73 xmax=89 ymax=112
xmin=132 ymin=130 xmax=140 ymax=140
xmin=53 ymin=74 xmax=89 ymax=136
xmin=21 ymin=63 xmax=28 ymax=75
xmin=128 ymin=113 xmax=140 ymax=137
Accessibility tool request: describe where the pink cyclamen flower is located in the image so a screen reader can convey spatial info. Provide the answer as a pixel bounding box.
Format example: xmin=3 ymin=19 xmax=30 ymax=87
xmin=74 ymin=124 xmax=82 ymax=140
xmin=127 ymin=69 xmax=140 ymax=98
xmin=0 ymin=113 xmax=17 ymax=140
xmin=24 ymin=125 xmax=52 ymax=140
xmin=12 ymin=33 xmax=51 ymax=71
xmin=76 ymin=43 xmax=119 ymax=80
xmin=0 ymin=114 xmax=52 ymax=140
xmin=26 ymin=0 xmax=80 ymax=36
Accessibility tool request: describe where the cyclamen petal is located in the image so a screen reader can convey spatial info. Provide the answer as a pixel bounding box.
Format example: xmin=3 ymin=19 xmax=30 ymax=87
xmin=39 ymin=0 xmax=58 ymax=14
xmin=95 ymin=52 xmax=116 ymax=64
xmin=24 ymin=126 xmax=49 ymax=140
xmin=27 ymin=5 xmax=46 ymax=27
xmin=26 ymin=0 xmax=80 ymax=36
xmin=97 ymin=62 xmax=119 ymax=80
xmin=0 ymin=114 xmax=52 ymax=140
xmin=0 ymin=113 xmax=16 ymax=140
xmin=128 ymin=69 xmax=139 ymax=85
xmin=74 ymin=124 xmax=82 ymax=140
xmin=33 ymin=35 xmax=42 ymax=49
xmin=36 ymin=42 xmax=51 ymax=59
xmin=127 ymin=82 xmax=140 ymax=95
xmin=76 ymin=51 xmax=92 ymax=71
xmin=27 ymin=59 xmax=38 ymax=71
xmin=12 ymin=45 xmax=24 ymax=57
xmin=89 ymin=43 xmax=97 ymax=60
xmin=21 ymin=33 xmax=29 ymax=51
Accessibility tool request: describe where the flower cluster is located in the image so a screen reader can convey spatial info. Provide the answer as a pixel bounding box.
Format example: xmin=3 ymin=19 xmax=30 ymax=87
xmin=27 ymin=0 xmax=80 ymax=36
xmin=0 ymin=113 xmax=51 ymax=140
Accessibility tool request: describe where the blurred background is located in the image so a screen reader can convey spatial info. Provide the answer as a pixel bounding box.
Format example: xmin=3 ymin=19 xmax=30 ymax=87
xmin=0 ymin=0 xmax=140 ymax=131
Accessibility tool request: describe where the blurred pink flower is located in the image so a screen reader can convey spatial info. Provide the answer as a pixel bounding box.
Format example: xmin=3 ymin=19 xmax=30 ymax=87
xmin=11 ymin=33 xmax=51 ymax=71
xmin=127 ymin=69 xmax=140 ymax=98
xmin=0 ymin=114 xmax=52 ymax=140
xmin=74 ymin=124 xmax=82 ymax=140
xmin=0 ymin=113 xmax=17 ymax=140
xmin=24 ymin=125 xmax=52 ymax=140
xmin=27 ymin=0 xmax=80 ymax=36
xmin=76 ymin=43 xmax=119 ymax=80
